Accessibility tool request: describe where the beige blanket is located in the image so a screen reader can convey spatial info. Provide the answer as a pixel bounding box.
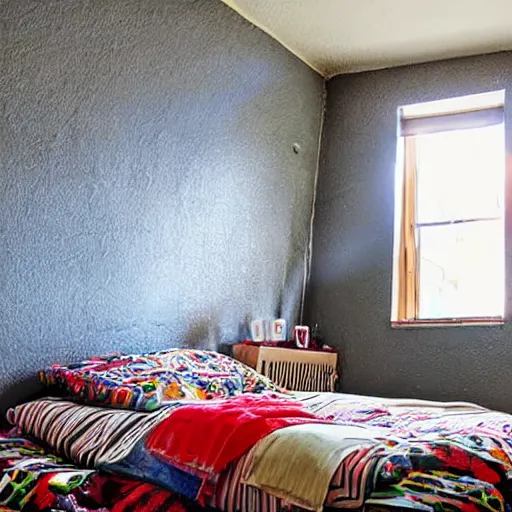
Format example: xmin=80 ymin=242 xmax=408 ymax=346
xmin=241 ymin=423 xmax=383 ymax=511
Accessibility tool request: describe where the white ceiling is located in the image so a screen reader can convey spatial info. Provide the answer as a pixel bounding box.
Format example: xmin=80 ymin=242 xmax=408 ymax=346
xmin=223 ymin=0 xmax=512 ymax=77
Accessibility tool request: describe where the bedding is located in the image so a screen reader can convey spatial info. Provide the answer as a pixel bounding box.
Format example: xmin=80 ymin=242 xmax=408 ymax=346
xmin=40 ymin=349 xmax=284 ymax=411
xmin=9 ymin=390 xmax=512 ymax=512
xmin=0 ymin=433 xmax=203 ymax=512
xmin=242 ymin=423 xmax=383 ymax=511
xmin=145 ymin=394 xmax=323 ymax=502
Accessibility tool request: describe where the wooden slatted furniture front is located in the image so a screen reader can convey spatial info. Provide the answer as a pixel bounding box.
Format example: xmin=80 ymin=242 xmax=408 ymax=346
xmin=232 ymin=344 xmax=339 ymax=393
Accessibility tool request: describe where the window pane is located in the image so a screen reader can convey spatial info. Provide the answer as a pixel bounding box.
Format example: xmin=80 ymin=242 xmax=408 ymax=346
xmin=418 ymin=220 xmax=504 ymax=319
xmin=416 ymin=124 xmax=504 ymax=224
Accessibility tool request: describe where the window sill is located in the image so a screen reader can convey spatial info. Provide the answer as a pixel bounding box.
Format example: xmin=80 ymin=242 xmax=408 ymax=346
xmin=391 ymin=318 xmax=504 ymax=329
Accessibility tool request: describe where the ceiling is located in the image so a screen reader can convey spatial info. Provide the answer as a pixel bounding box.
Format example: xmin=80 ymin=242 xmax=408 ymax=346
xmin=222 ymin=0 xmax=512 ymax=77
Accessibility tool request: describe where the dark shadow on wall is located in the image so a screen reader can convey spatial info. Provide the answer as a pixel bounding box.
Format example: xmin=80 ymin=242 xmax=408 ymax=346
xmin=183 ymin=318 xmax=220 ymax=351
xmin=0 ymin=377 xmax=45 ymax=426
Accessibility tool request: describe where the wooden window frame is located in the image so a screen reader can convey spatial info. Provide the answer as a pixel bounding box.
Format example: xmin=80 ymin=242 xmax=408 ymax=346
xmin=392 ymin=99 xmax=505 ymax=328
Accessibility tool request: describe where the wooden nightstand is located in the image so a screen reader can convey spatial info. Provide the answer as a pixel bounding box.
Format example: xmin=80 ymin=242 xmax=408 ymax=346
xmin=232 ymin=343 xmax=339 ymax=393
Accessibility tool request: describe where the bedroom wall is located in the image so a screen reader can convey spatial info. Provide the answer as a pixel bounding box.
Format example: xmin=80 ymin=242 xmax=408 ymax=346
xmin=306 ymin=52 xmax=512 ymax=412
xmin=0 ymin=0 xmax=324 ymax=413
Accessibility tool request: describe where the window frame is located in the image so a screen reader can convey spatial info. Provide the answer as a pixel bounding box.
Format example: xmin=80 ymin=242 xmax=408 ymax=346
xmin=391 ymin=92 xmax=506 ymax=328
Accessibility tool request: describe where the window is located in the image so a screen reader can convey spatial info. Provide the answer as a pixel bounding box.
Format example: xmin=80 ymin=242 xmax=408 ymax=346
xmin=391 ymin=91 xmax=506 ymax=326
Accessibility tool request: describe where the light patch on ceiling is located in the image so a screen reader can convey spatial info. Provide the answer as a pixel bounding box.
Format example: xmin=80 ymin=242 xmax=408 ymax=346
xmin=222 ymin=0 xmax=512 ymax=77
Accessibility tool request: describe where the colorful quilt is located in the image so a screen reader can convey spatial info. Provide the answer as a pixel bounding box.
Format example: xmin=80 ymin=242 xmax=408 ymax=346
xmin=0 ymin=434 xmax=202 ymax=512
xmin=40 ymin=349 xmax=284 ymax=411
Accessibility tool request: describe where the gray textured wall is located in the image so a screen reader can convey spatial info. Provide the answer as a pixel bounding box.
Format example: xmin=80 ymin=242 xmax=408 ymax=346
xmin=307 ymin=52 xmax=512 ymax=412
xmin=0 ymin=0 xmax=323 ymax=412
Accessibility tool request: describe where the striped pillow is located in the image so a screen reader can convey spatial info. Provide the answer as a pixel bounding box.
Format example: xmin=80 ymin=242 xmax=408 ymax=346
xmin=7 ymin=398 xmax=178 ymax=467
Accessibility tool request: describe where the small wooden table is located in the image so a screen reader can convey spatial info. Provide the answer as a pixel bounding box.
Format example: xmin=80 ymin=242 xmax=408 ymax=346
xmin=232 ymin=344 xmax=339 ymax=392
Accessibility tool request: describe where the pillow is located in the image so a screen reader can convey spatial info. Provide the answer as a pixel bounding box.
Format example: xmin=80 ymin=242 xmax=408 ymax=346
xmin=40 ymin=349 xmax=284 ymax=411
xmin=6 ymin=397 xmax=168 ymax=467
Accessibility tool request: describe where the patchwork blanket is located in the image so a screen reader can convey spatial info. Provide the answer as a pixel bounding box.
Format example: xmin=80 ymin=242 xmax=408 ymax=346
xmin=9 ymin=392 xmax=512 ymax=512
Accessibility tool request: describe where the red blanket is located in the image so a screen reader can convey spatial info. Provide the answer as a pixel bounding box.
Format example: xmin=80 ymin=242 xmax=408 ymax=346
xmin=146 ymin=394 xmax=322 ymax=479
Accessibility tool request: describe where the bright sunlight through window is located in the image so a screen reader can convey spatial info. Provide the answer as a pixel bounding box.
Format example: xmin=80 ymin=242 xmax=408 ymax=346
xmin=391 ymin=91 xmax=505 ymax=326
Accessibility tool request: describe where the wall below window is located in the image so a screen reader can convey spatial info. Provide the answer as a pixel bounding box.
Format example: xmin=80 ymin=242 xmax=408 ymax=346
xmin=306 ymin=52 xmax=512 ymax=412
xmin=0 ymin=0 xmax=323 ymax=414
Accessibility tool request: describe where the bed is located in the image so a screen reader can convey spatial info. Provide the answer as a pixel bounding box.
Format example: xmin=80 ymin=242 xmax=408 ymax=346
xmin=6 ymin=348 xmax=512 ymax=512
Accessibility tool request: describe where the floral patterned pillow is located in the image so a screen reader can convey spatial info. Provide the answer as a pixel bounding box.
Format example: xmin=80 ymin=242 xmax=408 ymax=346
xmin=40 ymin=349 xmax=285 ymax=411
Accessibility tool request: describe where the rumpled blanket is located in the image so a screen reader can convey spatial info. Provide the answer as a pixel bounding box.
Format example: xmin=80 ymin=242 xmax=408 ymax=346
xmin=145 ymin=394 xmax=324 ymax=501
xmin=241 ymin=422 xmax=511 ymax=512
xmin=240 ymin=393 xmax=512 ymax=512
xmin=242 ymin=423 xmax=384 ymax=511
